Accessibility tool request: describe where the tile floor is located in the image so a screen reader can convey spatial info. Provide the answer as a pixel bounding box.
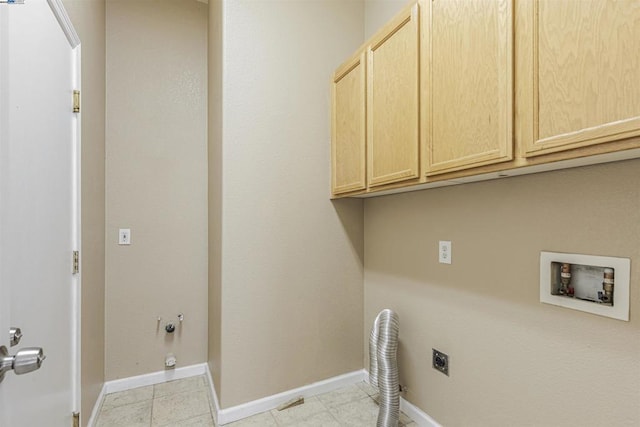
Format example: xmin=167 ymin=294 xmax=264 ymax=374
xmin=95 ymin=376 xmax=214 ymax=427
xmin=95 ymin=375 xmax=417 ymax=427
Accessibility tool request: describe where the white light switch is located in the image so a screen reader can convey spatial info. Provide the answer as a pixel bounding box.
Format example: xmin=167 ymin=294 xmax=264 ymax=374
xmin=439 ymin=240 xmax=451 ymax=264
xmin=119 ymin=228 xmax=131 ymax=245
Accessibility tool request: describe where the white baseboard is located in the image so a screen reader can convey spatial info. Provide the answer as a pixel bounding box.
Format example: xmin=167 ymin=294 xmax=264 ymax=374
xmin=400 ymin=397 xmax=441 ymax=427
xmin=86 ymin=383 xmax=106 ymax=427
xmin=214 ymin=369 xmax=366 ymax=425
xmin=88 ymin=363 xmax=209 ymax=426
xmin=204 ymin=363 xmax=221 ymax=426
xmin=103 ymin=363 xmax=208 ymax=394
xmin=364 ymin=371 xmax=441 ymax=427
xmin=90 ymin=365 xmax=440 ymax=427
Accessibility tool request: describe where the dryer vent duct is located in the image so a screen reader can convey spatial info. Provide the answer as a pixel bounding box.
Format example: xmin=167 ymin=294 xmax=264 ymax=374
xmin=369 ymin=309 xmax=400 ymax=427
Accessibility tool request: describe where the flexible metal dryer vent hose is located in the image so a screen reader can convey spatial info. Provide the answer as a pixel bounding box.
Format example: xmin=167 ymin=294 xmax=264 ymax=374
xmin=369 ymin=309 xmax=400 ymax=427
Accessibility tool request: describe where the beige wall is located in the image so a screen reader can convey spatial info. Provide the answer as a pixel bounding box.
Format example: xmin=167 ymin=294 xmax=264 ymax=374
xmin=365 ymin=160 xmax=640 ymax=425
xmin=363 ymin=3 xmax=640 ymax=424
xmin=208 ymin=0 xmax=223 ymax=397
xmin=364 ymin=0 xmax=409 ymax=38
xmin=61 ymin=0 xmax=106 ymax=424
xmin=211 ymin=0 xmax=366 ymax=408
xmin=105 ymin=0 xmax=208 ymax=380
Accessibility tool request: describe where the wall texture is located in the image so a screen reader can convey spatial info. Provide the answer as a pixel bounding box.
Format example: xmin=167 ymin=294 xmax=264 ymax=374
xmin=106 ymin=0 xmax=208 ymax=380
xmin=60 ymin=0 xmax=106 ymax=424
xmin=365 ymin=160 xmax=640 ymax=426
xmin=210 ymin=0 xmax=366 ymax=408
xmin=208 ymin=0 xmax=223 ymax=399
xmin=365 ymin=0 xmax=409 ymax=38
xmin=363 ymin=2 xmax=640 ymax=424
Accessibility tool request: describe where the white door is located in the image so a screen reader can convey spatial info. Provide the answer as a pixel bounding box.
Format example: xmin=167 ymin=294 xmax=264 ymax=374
xmin=0 ymin=0 xmax=80 ymax=426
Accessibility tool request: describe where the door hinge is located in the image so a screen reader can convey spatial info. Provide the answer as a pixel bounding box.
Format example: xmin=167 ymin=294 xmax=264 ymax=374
xmin=73 ymin=90 xmax=80 ymax=113
xmin=72 ymin=412 xmax=79 ymax=427
xmin=73 ymin=251 xmax=80 ymax=274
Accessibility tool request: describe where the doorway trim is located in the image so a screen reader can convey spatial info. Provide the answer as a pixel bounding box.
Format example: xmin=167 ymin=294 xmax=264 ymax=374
xmin=46 ymin=0 xmax=80 ymax=48
xmin=46 ymin=0 xmax=82 ymax=415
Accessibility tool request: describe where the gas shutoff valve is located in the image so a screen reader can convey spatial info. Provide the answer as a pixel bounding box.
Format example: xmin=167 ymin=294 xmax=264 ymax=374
xmin=158 ymin=313 xmax=183 ymax=334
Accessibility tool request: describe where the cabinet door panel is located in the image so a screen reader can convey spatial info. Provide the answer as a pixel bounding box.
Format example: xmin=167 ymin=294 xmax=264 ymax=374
xmin=367 ymin=3 xmax=420 ymax=187
xmin=332 ymin=53 xmax=366 ymax=195
xmin=525 ymin=0 xmax=640 ymax=156
xmin=427 ymin=0 xmax=513 ymax=174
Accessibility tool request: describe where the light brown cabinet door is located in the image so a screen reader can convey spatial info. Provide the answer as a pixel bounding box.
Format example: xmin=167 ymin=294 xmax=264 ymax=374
xmin=331 ymin=52 xmax=366 ymax=195
xmin=367 ymin=2 xmax=420 ymax=188
xmin=521 ymin=0 xmax=640 ymax=157
xmin=426 ymin=0 xmax=513 ymax=175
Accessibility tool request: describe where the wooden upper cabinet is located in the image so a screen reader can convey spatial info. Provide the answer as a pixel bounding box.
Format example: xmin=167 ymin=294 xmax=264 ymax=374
xmin=331 ymin=52 xmax=366 ymax=196
xmin=426 ymin=0 xmax=513 ymax=175
xmin=521 ymin=0 xmax=640 ymax=157
xmin=367 ymin=2 xmax=420 ymax=188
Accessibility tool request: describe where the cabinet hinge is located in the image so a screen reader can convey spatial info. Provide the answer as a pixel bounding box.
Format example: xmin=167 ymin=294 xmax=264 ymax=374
xmin=73 ymin=90 xmax=80 ymax=113
xmin=73 ymin=251 xmax=80 ymax=274
xmin=72 ymin=412 xmax=79 ymax=427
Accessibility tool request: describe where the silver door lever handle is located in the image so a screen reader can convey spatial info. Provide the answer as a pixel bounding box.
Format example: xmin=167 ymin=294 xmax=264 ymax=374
xmin=0 ymin=346 xmax=46 ymax=383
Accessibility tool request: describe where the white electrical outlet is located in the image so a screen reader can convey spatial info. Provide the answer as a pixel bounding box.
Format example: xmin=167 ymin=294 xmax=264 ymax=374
xmin=118 ymin=228 xmax=131 ymax=245
xmin=439 ymin=240 xmax=451 ymax=264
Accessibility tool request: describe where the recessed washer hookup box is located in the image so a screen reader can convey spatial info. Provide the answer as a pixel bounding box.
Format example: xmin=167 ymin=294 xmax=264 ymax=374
xmin=540 ymin=251 xmax=630 ymax=321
